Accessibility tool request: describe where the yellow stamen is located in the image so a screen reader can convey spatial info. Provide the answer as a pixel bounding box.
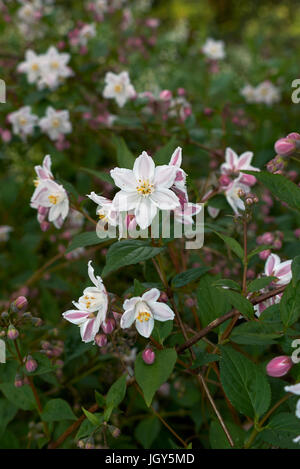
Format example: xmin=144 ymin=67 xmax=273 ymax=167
xmin=136 ymin=179 xmax=154 ymax=196
xmin=34 ymin=178 xmax=39 ymax=187
xmin=52 ymin=118 xmax=60 ymax=128
xmin=136 ymin=311 xmax=151 ymax=323
xmin=51 ymin=61 xmax=59 ymax=69
xmin=48 ymin=195 xmax=58 ymax=205
xmin=31 ymin=63 xmax=39 ymax=71
xmin=114 ymin=84 xmax=123 ymax=93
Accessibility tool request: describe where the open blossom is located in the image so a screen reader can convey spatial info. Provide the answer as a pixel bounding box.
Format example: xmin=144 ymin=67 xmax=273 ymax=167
xmin=121 ymin=288 xmax=175 ymax=338
xmin=241 ymin=81 xmax=280 ymax=105
xmin=63 ymin=261 xmax=108 ymax=343
xmin=103 ymin=71 xmax=135 ymax=107
xmin=18 ymin=46 xmax=72 ymax=90
xmin=202 ymin=38 xmax=226 ymax=60
xmin=0 ymin=226 xmax=13 ymax=242
xmin=30 ymin=155 xmax=69 ymax=229
xmin=168 ymin=97 xmax=192 ymax=121
xmin=240 ymin=84 xmax=257 ymax=103
xmin=87 ymin=192 xmax=119 ymax=227
xmin=78 ymin=24 xmax=96 ymax=46
xmin=39 ymin=107 xmax=72 ymax=141
xmin=285 ymin=383 xmax=300 ymax=419
xmin=8 ymin=106 xmax=38 ymax=139
xmin=220 ymin=147 xmax=260 ymax=186
xmin=264 ymin=253 xmax=292 ymax=286
xmin=224 ymin=177 xmax=250 ymax=215
xmin=111 ymin=151 xmax=180 ymax=230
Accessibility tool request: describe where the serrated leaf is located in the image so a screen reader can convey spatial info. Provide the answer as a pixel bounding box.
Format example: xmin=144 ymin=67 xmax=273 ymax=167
xmin=172 ymin=267 xmax=209 ymax=288
xmin=135 ymin=349 xmax=177 ymax=407
xmin=0 ymin=383 xmax=36 ymax=411
xmin=230 ymin=321 xmax=281 ymax=345
xmin=214 ymin=232 xmax=244 ymax=261
xmin=66 ymin=231 xmax=106 ymax=253
xmin=134 ymin=416 xmax=161 ymax=448
xmin=151 ymin=320 xmax=173 ymax=345
xmin=220 ymin=346 xmax=271 ymax=419
xmin=280 ymin=281 xmax=300 ymax=327
xmin=106 ymin=374 xmax=127 ymax=415
xmin=41 ymin=399 xmax=76 ymax=422
xmin=221 ymin=289 xmax=254 ymax=319
xmin=247 ymin=276 xmax=276 ymax=292
xmin=102 ymin=240 xmax=165 ymax=277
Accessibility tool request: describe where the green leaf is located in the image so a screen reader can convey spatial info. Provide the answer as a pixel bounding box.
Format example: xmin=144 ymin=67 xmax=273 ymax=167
xmin=135 ymin=349 xmax=177 ymax=407
xmin=151 ymin=320 xmax=173 ymax=345
xmin=75 ymin=418 xmax=98 ymax=440
xmin=66 ymin=231 xmax=106 ymax=253
xmin=0 ymin=383 xmax=36 ymax=411
xmin=95 ymin=391 xmax=106 ymax=408
xmin=244 ymin=170 xmax=300 ymax=211
xmin=41 ymin=399 xmax=77 ymax=422
xmin=230 ymin=321 xmax=281 ymax=345
xmin=102 ymin=240 xmax=165 ymax=277
xmin=197 ymin=275 xmax=231 ymax=327
xmin=209 ymin=420 xmax=246 ymax=449
xmin=212 ymin=279 xmax=241 ymax=291
xmin=0 ymin=399 xmax=17 ymax=438
xmin=261 ymin=412 xmax=300 ymax=449
xmin=214 ymin=232 xmax=244 ymax=261
xmin=80 ymin=167 xmax=114 ymax=185
xmin=171 ymin=267 xmax=209 ymax=288
xmin=111 ymin=135 xmax=135 ymax=168
xmin=154 ymin=137 xmax=178 ymax=165
xmin=292 ymin=255 xmax=300 ymax=285
xmin=105 ymin=373 xmax=127 ymax=417
xmin=280 ymin=281 xmax=300 ymax=327
xmin=133 ymin=278 xmax=146 ymax=296
xmin=134 ymin=416 xmax=161 ymax=448
xmin=191 ymin=352 xmax=220 ymax=368
xmin=82 ymin=408 xmax=103 ymax=426
xmin=220 ymin=346 xmax=271 ymax=419
xmin=220 ymin=289 xmax=254 ymax=319
xmin=247 ymin=276 xmax=276 ymax=292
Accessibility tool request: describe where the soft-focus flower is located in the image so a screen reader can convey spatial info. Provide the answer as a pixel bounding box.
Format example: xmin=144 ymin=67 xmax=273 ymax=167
xmin=39 ymin=107 xmax=72 ymax=141
xmin=224 ymin=177 xmax=250 ymax=215
xmin=121 ymin=288 xmax=175 ymax=338
xmin=62 ymin=261 xmax=108 ymax=343
xmin=264 ymin=253 xmax=292 ymax=286
xmin=285 ymin=383 xmax=300 ymax=419
xmin=255 ymin=81 xmax=280 ymax=105
xmin=31 ymin=179 xmax=69 ymax=229
xmin=8 ymin=106 xmax=38 ymax=139
xmin=220 ymin=147 xmax=259 ymax=186
xmin=17 ymin=50 xmax=43 ymax=84
xmin=240 ymin=84 xmax=257 ymax=103
xmin=78 ymin=24 xmax=96 ymax=46
xmin=111 ymin=151 xmax=180 ymax=230
xmin=202 ymin=38 xmax=225 ymax=60
xmin=103 ymin=71 xmax=135 ymax=107
xmin=0 ymin=226 xmax=13 ymax=242
xmin=266 ymin=355 xmax=293 ymax=377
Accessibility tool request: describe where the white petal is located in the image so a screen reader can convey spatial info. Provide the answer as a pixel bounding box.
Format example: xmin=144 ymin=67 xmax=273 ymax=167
xmin=120 ymin=308 xmax=136 ymax=329
xmin=135 ymin=197 xmax=157 ymax=230
xmin=169 ymin=147 xmax=182 ymax=167
xmin=149 ymin=301 xmax=175 ymax=322
xmin=142 ymin=288 xmax=160 ymax=303
xmin=150 ymin=188 xmax=180 ymax=210
xmin=154 ymin=165 xmax=176 ymax=188
xmin=110 ymin=168 xmax=137 ymax=191
xmin=88 ymin=260 xmax=103 ymax=289
xmin=112 ymin=190 xmax=140 ymax=212
xmin=135 ymin=317 xmax=154 ymax=338
xmin=133 ymin=151 xmax=155 ymax=181
xmin=62 ymin=310 xmax=90 ymax=325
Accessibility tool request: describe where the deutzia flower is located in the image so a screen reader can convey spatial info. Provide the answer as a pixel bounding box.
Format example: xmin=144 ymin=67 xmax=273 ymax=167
xmin=78 ymin=24 xmax=96 ymax=46
xmin=93 ymin=0 xmax=108 ymax=16
xmin=38 ymin=46 xmax=72 ymax=90
xmin=87 ymin=192 xmax=119 ymax=227
xmin=8 ymin=106 xmax=38 ymax=140
xmin=240 ymin=84 xmax=257 ymax=104
xmin=103 ymin=71 xmax=135 ymax=108
xmin=121 ymin=288 xmax=175 ymax=338
xmin=111 ymin=151 xmax=180 ymax=230
xmin=264 ymin=253 xmax=292 ymax=286
xmin=63 ymin=261 xmax=108 ymax=343
xmin=17 ymin=50 xmax=43 ymax=84
xmin=31 ymin=179 xmax=69 ymax=228
xmin=39 ymin=107 xmax=72 ymax=141
xmin=284 ymin=383 xmax=300 ymax=419
xmin=0 ymin=226 xmax=13 ymax=242
xmin=224 ymin=177 xmax=250 ymax=215
xmin=254 ymin=81 xmax=280 ymax=105
xmin=220 ymin=147 xmax=260 ymax=187
xmin=202 ymin=38 xmax=226 ymax=60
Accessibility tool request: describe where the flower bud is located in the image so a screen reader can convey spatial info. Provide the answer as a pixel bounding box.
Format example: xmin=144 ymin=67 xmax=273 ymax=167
xmin=13 ymin=296 xmax=28 ymax=311
xmin=259 ymin=249 xmax=271 ymax=261
xmin=159 ymin=90 xmax=172 ymax=101
xmin=266 ymin=355 xmax=293 ymax=378
xmin=286 ymin=132 xmax=300 ymax=141
xmin=142 ymin=348 xmax=155 ymax=365
xmin=101 ymin=318 xmax=116 ymax=335
xmin=219 ymin=175 xmax=231 ymax=188
xmin=25 ymin=356 xmax=38 ymax=373
xmin=274 ymin=138 xmax=296 ymax=157
xmin=7 ymin=325 xmax=19 ymax=340
xmin=108 ymin=425 xmax=121 ymax=438
xmin=95 ymin=334 xmax=107 ymax=347
xmin=14 ymin=374 xmax=23 ymax=388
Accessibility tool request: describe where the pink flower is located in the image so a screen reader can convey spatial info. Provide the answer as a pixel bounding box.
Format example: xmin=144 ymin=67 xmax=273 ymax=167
xmin=264 ymin=253 xmax=292 ymax=285
xmin=220 ymin=147 xmax=259 ymax=186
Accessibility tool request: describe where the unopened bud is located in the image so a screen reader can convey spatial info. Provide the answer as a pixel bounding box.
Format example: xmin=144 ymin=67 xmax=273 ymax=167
xmin=274 ymin=138 xmax=296 ymax=157
xmin=101 ymin=318 xmax=116 ymax=335
xmin=25 ymin=355 xmax=38 ymax=373
xmin=7 ymin=325 xmax=19 ymax=340
xmin=14 ymin=374 xmax=23 ymax=388
xmin=159 ymin=89 xmax=172 ymax=101
xmin=95 ymin=334 xmax=107 ymax=347
xmin=266 ymin=355 xmax=293 ymax=378
xmin=13 ymin=296 xmax=28 ymax=311
xmin=108 ymin=425 xmax=121 ymax=438
xmin=142 ymin=348 xmax=155 ymax=365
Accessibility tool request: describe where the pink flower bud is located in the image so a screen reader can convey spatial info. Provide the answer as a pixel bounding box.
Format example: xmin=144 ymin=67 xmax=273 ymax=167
xmin=177 ymin=87 xmax=186 ymax=96
xmin=286 ymin=132 xmax=300 ymax=140
xmin=40 ymin=221 xmax=50 ymax=232
xmin=1 ymin=130 xmax=11 ymax=143
xmin=274 ymin=138 xmax=296 ymax=156
xmin=219 ymin=174 xmax=231 ymax=187
xmin=273 ymin=239 xmax=282 ymax=250
xmin=142 ymin=348 xmax=155 ymax=365
xmin=266 ymin=355 xmax=293 ymax=378
xmin=259 ymin=249 xmax=271 ymax=261
xmin=7 ymin=325 xmax=19 ymax=340
xmin=159 ymin=90 xmax=172 ymax=101
xmin=14 ymin=296 xmax=28 ymax=311
xmin=294 ymin=228 xmax=300 ymax=239
xmin=95 ymin=334 xmax=107 ymax=347
xmin=101 ymin=318 xmax=116 ymax=334
xmin=25 ymin=356 xmax=38 ymax=373
xmin=14 ymin=374 xmax=23 ymax=388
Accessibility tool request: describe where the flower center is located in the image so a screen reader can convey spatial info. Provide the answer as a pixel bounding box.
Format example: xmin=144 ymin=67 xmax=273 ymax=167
xmin=84 ymin=295 xmax=96 ymax=309
xmin=48 ymin=194 xmax=59 ymax=205
xmin=52 ymin=118 xmax=60 ymax=128
xmin=51 ymin=61 xmax=59 ymax=69
xmin=136 ymin=311 xmax=151 ymax=323
xmin=19 ymin=117 xmax=27 ymax=126
xmin=114 ymin=84 xmax=123 ymax=93
xmin=31 ymin=63 xmax=39 ymax=71
xmin=136 ymin=179 xmax=154 ymax=197
xmin=33 ymin=178 xmax=39 ymax=187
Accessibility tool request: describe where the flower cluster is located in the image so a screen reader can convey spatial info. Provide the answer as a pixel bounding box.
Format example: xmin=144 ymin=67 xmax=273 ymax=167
xmin=241 ymin=81 xmax=280 ymax=105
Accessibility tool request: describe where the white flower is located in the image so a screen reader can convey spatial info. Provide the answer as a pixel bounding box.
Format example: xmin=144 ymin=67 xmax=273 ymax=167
xmin=221 ymin=147 xmax=259 ymax=186
xmin=121 ymin=288 xmax=175 ymax=338
xmin=63 ymin=261 xmax=108 ymax=343
xmin=87 ymin=192 xmax=119 ymax=226
xmin=240 ymin=84 xmax=257 ymax=103
xmin=8 ymin=106 xmax=38 ymax=139
xmin=17 ymin=50 xmax=43 ymax=84
xmin=111 ymin=151 xmax=180 ymax=230
xmin=78 ymin=24 xmax=96 ymax=46
xmin=39 ymin=107 xmax=72 ymax=141
xmin=31 ymin=179 xmax=69 ymax=229
xmin=0 ymin=226 xmax=13 ymax=242
xmin=0 ymin=339 xmax=5 ymax=364
xmin=93 ymin=0 xmax=108 ymax=15
xmin=38 ymin=46 xmax=72 ymax=90
xmin=254 ymin=81 xmax=280 ymax=105
xmin=224 ymin=177 xmax=250 ymax=215
xmin=202 ymin=38 xmax=226 ymax=60
xmin=103 ymin=71 xmax=135 ymax=107
xmin=264 ymin=253 xmax=292 ymax=286
xmin=285 ymin=383 xmax=300 ymax=419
